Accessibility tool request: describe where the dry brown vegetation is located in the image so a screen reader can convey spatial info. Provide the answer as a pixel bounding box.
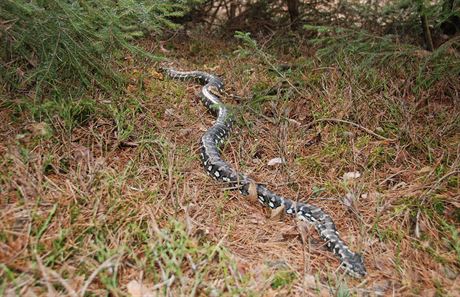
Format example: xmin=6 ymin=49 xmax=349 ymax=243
xmin=1 ymin=31 xmax=459 ymax=296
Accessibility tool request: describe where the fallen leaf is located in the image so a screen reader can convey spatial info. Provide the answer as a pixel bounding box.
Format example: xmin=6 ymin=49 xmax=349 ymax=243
xmin=127 ymin=280 xmax=155 ymax=297
xmin=267 ymin=157 xmax=285 ymax=166
xmin=304 ymin=274 xmax=316 ymax=289
xmin=270 ymin=205 xmax=285 ymax=220
xmin=343 ymin=192 xmax=355 ymax=208
xmin=342 ymin=171 xmax=361 ymax=181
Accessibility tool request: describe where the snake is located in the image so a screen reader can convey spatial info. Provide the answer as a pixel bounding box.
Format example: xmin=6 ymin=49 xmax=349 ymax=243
xmin=162 ymin=67 xmax=367 ymax=278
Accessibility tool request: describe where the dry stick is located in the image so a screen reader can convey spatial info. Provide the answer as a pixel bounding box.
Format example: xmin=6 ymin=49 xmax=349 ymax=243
xmin=264 ymin=61 xmax=303 ymax=97
xmin=35 ymin=254 xmax=79 ymax=297
xmin=222 ymin=0 xmax=231 ymax=19
xmin=207 ymin=0 xmax=224 ymax=30
xmin=46 ymin=268 xmax=80 ymax=297
xmin=79 ymin=255 xmax=119 ymax=297
xmin=151 ymin=276 xmax=175 ymax=291
xmin=35 ymin=254 xmax=58 ymax=297
xmin=379 ymin=170 xmax=408 ymax=186
xmin=303 ymin=118 xmax=397 ymax=142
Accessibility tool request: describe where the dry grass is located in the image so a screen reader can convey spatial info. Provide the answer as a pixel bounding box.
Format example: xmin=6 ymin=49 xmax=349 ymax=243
xmin=1 ymin=32 xmax=459 ymax=296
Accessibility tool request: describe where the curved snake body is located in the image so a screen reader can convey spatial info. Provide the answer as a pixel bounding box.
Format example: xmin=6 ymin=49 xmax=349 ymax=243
xmin=163 ymin=68 xmax=367 ymax=278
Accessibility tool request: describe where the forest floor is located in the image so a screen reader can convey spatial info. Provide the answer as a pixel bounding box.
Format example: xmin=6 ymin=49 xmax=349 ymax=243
xmin=1 ymin=32 xmax=459 ymax=296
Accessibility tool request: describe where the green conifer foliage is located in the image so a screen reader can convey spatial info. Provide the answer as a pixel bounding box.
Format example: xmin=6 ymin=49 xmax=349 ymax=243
xmin=0 ymin=0 xmax=198 ymax=97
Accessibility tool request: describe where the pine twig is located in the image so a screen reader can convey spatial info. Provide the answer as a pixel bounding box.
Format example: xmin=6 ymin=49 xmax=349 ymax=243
xmin=303 ymin=118 xmax=397 ymax=142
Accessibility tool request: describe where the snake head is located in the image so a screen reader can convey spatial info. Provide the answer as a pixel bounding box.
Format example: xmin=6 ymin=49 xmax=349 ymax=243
xmin=208 ymin=85 xmax=222 ymax=97
xmin=343 ymin=253 xmax=367 ymax=278
xmin=209 ymin=79 xmax=224 ymax=93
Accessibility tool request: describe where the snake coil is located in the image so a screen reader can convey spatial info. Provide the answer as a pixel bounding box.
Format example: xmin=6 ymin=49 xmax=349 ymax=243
xmin=163 ymin=68 xmax=367 ymax=278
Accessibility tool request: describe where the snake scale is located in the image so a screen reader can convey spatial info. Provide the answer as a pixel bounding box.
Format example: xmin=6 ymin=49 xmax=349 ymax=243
xmin=162 ymin=68 xmax=367 ymax=278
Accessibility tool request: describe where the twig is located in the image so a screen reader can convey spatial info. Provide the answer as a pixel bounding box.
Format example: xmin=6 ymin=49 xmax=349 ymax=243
xmin=35 ymin=254 xmax=57 ymax=297
xmin=46 ymin=269 xmax=79 ymax=297
xmin=303 ymin=118 xmax=397 ymax=142
xmin=151 ymin=275 xmax=175 ymax=290
xmin=79 ymin=255 xmax=119 ymax=297
xmin=35 ymin=254 xmax=79 ymax=297
xmin=379 ymin=170 xmax=408 ymax=186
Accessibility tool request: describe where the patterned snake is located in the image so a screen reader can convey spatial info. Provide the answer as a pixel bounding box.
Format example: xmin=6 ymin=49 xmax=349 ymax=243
xmin=162 ymin=68 xmax=367 ymax=278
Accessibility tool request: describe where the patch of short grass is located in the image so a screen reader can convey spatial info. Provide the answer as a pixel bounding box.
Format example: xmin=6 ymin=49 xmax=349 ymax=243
xmin=270 ymin=269 xmax=296 ymax=289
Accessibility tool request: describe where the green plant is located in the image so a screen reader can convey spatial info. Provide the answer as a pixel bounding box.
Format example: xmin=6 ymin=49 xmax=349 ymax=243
xmin=271 ymin=270 xmax=296 ymax=289
xmin=0 ymin=0 xmax=199 ymax=97
xmin=304 ymin=25 xmax=460 ymax=92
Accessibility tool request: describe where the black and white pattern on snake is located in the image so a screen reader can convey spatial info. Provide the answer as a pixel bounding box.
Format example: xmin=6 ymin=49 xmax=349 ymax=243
xmin=162 ymin=68 xmax=367 ymax=278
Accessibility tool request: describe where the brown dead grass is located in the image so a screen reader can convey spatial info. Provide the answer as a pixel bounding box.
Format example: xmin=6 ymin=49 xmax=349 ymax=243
xmin=153 ymin=34 xmax=460 ymax=295
xmin=1 ymin=32 xmax=459 ymax=296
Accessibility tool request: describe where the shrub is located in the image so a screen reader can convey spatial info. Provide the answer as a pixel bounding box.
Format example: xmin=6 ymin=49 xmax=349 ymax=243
xmin=0 ymin=0 xmax=198 ymax=97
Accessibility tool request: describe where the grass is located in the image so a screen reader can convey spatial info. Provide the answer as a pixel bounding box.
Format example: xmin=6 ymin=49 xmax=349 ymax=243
xmin=1 ymin=29 xmax=459 ymax=296
xmin=0 ymin=0 xmax=191 ymax=98
xmin=271 ymin=270 xmax=296 ymax=289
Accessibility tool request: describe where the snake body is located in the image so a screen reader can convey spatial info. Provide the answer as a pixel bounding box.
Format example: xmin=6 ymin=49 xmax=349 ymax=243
xmin=163 ymin=68 xmax=367 ymax=278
